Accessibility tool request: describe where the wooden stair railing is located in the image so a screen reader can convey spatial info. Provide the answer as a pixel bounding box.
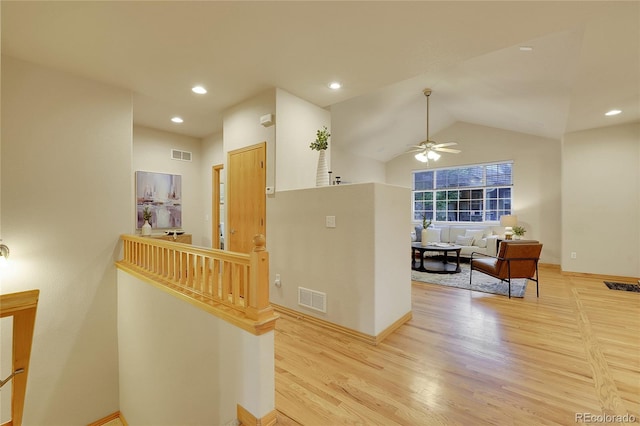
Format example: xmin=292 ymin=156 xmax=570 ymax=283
xmin=0 ymin=289 xmax=40 ymax=426
xmin=116 ymin=234 xmax=277 ymax=335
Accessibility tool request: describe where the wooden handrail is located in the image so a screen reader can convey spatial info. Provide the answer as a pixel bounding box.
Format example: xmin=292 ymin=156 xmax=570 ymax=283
xmin=0 ymin=289 xmax=40 ymax=426
xmin=116 ymin=234 xmax=277 ymax=335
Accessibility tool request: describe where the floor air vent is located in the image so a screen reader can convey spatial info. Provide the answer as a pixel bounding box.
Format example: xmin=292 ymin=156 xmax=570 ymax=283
xmin=171 ymin=149 xmax=192 ymax=162
xmin=298 ymin=287 xmax=327 ymax=313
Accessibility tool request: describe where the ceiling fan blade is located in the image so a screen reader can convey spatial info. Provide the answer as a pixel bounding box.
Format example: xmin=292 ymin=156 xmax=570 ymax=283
xmin=405 ymin=147 xmax=425 ymax=154
xmin=431 ymin=142 xmax=458 ymax=148
xmin=434 ymin=147 xmax=461 ymax=154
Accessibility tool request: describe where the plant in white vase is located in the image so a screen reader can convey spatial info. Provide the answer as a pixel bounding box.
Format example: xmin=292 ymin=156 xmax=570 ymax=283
xmin=420 ymin=214 xmax=432 ymax=247
xmin=309 ymin=126 xmax=330 ymax=151
xmin=142 ymin=206 xmax=152 ymax=236
xmin=512 ymin=225 xmax=526 ymax=240
xmin=311 ymin=126 xmax=331 ymax=186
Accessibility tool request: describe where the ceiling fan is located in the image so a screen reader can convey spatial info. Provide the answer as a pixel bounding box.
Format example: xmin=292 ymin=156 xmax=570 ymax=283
xmin=407 ymin=88 xmax=461 ymax=163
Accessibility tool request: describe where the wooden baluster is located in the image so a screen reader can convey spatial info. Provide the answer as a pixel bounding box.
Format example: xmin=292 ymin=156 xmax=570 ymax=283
xmin=195 ymin=255 xmax=202 ymax=295
xmin=232 ymin=264 xmax=241 ymax=306
xmin=246 ymin=234 xmax=274 ymax=321
xmin=202 ymin=256 xmax=210 ymax=298
xmin=213 ymin=259 xmax=221 ymax=300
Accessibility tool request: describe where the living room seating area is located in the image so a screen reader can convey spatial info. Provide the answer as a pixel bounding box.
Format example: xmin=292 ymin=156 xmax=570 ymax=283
xmin=413 ymin=224 xmax=501 ymax=258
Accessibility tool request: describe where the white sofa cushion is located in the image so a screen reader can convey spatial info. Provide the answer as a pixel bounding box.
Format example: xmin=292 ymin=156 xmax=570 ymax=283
xmin=465 ymin=229 xmax=485 ymax=246
xmin=455 ymin=235 xmax=474 ymax=246
xmin=475 ymin=238 xmax=488 ymax=248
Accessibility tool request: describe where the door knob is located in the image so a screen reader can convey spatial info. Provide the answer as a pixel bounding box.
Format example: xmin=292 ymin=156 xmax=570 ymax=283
xmin=230 ymin=228 xmax=236 ymax=234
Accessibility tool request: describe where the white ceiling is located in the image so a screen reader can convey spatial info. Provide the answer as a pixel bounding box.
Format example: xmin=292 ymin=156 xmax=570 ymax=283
xmin=2 ymin=1 xmax=638 ymax=162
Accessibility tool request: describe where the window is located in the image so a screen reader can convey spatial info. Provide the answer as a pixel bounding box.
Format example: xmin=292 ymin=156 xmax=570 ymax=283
xmin=413 ymin=162 xmax=512 ymax=222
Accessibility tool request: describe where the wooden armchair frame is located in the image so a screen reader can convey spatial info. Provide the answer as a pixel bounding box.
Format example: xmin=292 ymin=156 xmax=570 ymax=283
xmin=470 ymin=241 xmax=543 ymax=298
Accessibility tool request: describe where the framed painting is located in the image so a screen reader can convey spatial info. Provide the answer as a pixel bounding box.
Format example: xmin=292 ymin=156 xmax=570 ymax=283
xmin=135 ymin=171 xmax=182 ymax=229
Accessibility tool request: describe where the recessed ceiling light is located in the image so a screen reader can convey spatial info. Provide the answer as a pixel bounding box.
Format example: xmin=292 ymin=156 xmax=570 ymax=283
xmin=171 ymin=117 xmax=184 ymax=123
xmin=519 ymin=46 xmax=534 ymax=52
xmin=328 ymin=82 xmax=341 ymax=90
xmin=192 ymin=85 xmax=207 ymax=94
xmin=605 ymin=109 xmax=622 ymax=116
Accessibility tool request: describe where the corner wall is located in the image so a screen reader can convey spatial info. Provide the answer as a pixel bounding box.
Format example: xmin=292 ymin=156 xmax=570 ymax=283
xmin=562 ymin=123 xmax=640 ymax=277
xmin=117 ymin=271 xmax=275 ymax=425
xmin=275 ymin=88 xmax=331 ymax=191
xmin=268 ymin=183 xmax=411 ymax=337
xmin=133 ymin=126 xmax=205 ymax=245
xmin=1 ymin=56 xmax=131 ymax=424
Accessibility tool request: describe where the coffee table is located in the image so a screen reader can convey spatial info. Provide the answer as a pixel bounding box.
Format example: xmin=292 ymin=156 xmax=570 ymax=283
xmin=411 ymin=243 xmax=462 ymax=274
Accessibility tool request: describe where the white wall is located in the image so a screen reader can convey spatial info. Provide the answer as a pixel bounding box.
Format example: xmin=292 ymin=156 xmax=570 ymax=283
xmin=223 ymin=89 xmax=276 ymax=188
xmin=274 ymin=88 xmax=331 ymax=191
xmin=1 ymin=56 xmax=131 ymax=424
xmin=562 ymin=123 xmax=640 ymax=277
xmin=331 ymin=146 xmax=386 ymax=185
xmin=386 ymin=121 xmax=562 ymax=265
xmin=133 ymin=126 xmax=205 ymax=245
xmin=117 ymin=271 xmax=275 ymax=425
xmin=268 ymin=183 xmax=411 ymax=336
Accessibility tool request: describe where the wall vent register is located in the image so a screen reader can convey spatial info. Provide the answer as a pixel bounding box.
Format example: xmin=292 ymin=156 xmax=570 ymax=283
xmin=298 ymin=287 xmax=327 ymax=313
xmin=171 ymin=149 xmax=192 ymax=162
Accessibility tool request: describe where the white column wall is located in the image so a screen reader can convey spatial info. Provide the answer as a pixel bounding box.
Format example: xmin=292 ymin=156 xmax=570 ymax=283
xmin=562 ymin=123 xmax=640 ymax=277
xmin=269 ymin=183 xmax=410 ymax=336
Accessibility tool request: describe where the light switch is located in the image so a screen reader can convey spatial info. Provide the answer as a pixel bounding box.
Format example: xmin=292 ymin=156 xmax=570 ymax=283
xmin=326 ymin=216 xmax=336 ymax=228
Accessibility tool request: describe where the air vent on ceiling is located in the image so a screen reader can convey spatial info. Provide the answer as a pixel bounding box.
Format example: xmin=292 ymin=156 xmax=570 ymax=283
xmin=171 ymin=149 xmax=192 ymax=162
xmin=298 ymin=287 xmax=327 ymax=313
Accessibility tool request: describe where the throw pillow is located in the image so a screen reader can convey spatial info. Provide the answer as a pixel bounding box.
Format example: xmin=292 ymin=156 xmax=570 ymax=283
xmin=455 ymin=235 xmax=474 ymax=246
xmin=426 ymin=228 xmax=441 ymax=243
xmin=465 ymin=229 xmax=484 ymax=246
xmin=414 ymin=226 xmax=423 ymax=242
xmin=475 ymin=238 xmax=488 ymax=248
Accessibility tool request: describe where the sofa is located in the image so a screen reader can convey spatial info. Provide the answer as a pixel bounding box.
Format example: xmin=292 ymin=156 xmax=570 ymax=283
xmin=412 ymin=224 xmax=501 ymax=258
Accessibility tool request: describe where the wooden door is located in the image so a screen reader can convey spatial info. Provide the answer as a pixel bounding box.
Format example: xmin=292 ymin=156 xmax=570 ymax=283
xmin=227 ymin=142 xmax=266 ymax=253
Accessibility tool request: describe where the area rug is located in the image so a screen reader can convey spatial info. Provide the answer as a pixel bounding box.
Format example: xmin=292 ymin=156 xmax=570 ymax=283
xmin=411 ymin=263 xmax=528 ymax=297
xmin=604 ymin=281 xmax=640 ymax=293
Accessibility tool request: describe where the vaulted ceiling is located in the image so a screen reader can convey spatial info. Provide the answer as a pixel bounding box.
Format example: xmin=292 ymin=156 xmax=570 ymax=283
xmin=2 ymin=1 xmax=638 ymax=161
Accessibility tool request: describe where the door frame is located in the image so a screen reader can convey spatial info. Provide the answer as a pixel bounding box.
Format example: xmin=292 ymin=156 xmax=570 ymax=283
xmin=212 ymin=164 xmax=223 ymax=249
xmin=226 ymin=142 xmax=267 ymax=253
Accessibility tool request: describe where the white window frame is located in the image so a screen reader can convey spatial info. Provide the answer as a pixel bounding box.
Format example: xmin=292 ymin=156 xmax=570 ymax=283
xmin=412 ymin=161 xmax=513 ymax=224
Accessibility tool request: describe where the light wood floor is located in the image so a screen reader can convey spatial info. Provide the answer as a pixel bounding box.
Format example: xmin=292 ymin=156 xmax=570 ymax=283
xmin=274 ymin=266 xmax=640 ymax=425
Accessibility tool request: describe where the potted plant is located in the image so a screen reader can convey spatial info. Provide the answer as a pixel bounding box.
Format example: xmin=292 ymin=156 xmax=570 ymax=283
xmin=142 ymin=206 xmax=152 ymax=236
xmin=512 ymin=225 xmax=526 ymax=239
xmin=309 ymin=126 xmax=330 ymax=151
xmin=311 ymin=126 xmax=331 ymax=186
xmin=422 ymin=213 xmax=432 ymax=230
xmin=420 ymin=214 xmax=433 ymax=247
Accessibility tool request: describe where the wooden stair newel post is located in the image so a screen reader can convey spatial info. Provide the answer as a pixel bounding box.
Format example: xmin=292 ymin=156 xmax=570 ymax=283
xmin=246 ymin=234 xmax=275 ymax=322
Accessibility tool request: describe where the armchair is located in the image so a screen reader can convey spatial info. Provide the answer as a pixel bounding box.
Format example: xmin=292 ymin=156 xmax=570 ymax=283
xmin=470 ymin=241 xmax=543 ymax=298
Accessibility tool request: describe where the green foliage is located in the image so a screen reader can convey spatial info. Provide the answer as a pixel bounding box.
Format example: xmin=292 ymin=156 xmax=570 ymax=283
xmin=143 ymin=206 xmax=152 ymax=222
xmin=309 ymin=126 xmax=330 ymax=151
xmin=512 ymin=225 xmax=526 ymax=236
xmin=422 ymin=213 xmax=432 ymax=229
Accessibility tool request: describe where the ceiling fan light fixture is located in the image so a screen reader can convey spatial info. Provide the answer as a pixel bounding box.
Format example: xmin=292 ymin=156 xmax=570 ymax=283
xmin=427 ymin=150 xmax=441 ymax=161
xmin=415 ymin=152 xmax=429 ymax=163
